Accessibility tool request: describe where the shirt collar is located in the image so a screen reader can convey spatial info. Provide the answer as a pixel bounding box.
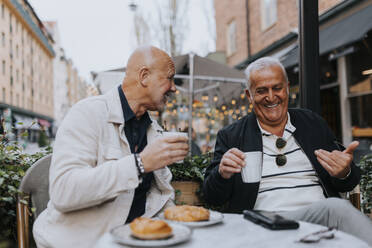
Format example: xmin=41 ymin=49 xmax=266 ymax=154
xmin=118 ymin=85 xmax=136 ymax=123
xmin=257 ymin=113 xmax=296 ymax=137
xmin=118 ymin=85 xmax=152 ymax=125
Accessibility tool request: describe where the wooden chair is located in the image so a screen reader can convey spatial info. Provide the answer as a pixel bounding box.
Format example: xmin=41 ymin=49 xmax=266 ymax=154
xmin=17 ymin=154 xmax=52 ymax=248
xmin=347 ymin=185 xmax=361 ymax=210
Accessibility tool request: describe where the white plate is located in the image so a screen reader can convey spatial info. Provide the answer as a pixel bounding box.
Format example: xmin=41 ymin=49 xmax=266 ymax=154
xmin=110 ymin=223 xmax=192 ymax=247
xmin=159 ymin=210 xmax=224 ymax=227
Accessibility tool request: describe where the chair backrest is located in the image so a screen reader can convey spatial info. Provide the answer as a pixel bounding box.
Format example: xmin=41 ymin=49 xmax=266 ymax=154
xmin=19 ymin=154 xmax=52 ymax=219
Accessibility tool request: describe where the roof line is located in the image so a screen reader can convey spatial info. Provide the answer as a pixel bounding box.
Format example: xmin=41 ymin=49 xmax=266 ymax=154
xmin=9 ymin=0 xmax=55 ymax=56
xmin=234 ymin=0 xmax=363 ymax=69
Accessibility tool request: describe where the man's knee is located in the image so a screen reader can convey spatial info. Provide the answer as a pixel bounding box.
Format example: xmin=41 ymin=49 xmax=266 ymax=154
xmin=322 ymin=198 xmax=354 ymax=217
xmin=323 ymin=197 xmax=351 ymax=208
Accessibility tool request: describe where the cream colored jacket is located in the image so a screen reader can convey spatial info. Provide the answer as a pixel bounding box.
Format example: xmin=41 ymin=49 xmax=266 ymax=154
xmin=33 ymin=87 xmax=174 ymax=248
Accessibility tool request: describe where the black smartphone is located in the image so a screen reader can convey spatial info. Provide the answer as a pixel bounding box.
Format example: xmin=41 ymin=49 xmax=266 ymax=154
xmin=243 ymin=210 xmax=299 ymax=230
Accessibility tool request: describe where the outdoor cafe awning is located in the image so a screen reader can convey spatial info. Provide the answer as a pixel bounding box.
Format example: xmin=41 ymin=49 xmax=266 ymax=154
xmin=174 ymin=54 xmax=245 ymax=79
xmin=281 ymin=4 xmax=372 ymax=68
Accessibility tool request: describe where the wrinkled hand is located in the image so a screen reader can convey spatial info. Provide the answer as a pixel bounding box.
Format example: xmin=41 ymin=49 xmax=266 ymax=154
xmin=218 ymin=148 xmax=245 ymax=179
xmin=140 ymin=135 xmax=188 ymax=172
xmin=314 ymin=141 xmax=359 ymax=178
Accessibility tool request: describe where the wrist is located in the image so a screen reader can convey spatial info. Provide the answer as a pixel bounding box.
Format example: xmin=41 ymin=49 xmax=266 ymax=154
xmin=339 ymin=167 xmax=351 ymax=180
xmin=134 ymin=153 xmax=145 ymax=178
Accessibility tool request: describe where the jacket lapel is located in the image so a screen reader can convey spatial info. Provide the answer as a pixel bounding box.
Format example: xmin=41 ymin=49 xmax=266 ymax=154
xmin=240 ymin=113 xmax=263 ymax=152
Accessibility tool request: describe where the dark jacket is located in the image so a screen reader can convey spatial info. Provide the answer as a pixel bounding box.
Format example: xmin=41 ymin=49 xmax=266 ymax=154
xmin=203 ymin=108 xmax=360 ymax=213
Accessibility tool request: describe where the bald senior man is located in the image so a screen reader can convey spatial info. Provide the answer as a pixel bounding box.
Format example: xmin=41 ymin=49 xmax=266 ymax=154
xmin=33 ymin=46 xmax=188 ymax=247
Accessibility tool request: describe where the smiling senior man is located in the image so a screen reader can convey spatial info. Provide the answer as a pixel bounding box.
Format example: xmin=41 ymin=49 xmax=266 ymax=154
xmin=203 ymin=57 xmax=372 ymax=245
xmin=33 ymin=46 xmax=188 ymax=248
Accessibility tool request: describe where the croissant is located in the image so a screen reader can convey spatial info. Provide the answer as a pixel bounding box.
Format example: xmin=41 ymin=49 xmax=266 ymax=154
xmin=130 ymin=217 xmax=173 ymax=240
xmin=164 ymin=205 xmax=210 ymax=222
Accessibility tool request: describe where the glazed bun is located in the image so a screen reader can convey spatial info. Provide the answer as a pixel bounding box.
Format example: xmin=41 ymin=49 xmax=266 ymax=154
xmin=164 ymin=205 xmax=210 ymax=222
xmin=130 ymin=217 xmax=173 ymax=240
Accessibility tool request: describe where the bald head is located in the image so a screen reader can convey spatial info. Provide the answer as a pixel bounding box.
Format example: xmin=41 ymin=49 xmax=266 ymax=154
xmin=126 ymin=46 xmax=173 ymax=78
xmin=122 ymin=46 xmax=176 ymax=114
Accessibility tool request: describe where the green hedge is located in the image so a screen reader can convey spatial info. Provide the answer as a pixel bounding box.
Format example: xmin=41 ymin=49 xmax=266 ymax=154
xmin=0 ymin=134 xmax=51 ymax=246
xmin=360 ymin=154 xmax=372 ymax=215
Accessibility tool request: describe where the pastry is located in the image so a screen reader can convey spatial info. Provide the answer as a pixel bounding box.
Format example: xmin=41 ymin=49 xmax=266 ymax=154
xmin=130 ymin=217 xmax=173 ymax=240
xmin=164 ymin=205 xmax=210 ymax=222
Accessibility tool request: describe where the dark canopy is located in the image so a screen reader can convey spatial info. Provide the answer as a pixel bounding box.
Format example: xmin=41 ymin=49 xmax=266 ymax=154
xmin=282 ymin=4 xmax=372 ymax=68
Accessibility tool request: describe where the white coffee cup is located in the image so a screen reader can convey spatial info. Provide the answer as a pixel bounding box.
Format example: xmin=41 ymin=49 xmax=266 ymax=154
xmin=241 ymin=151 xmax=263 ymax=183
xmin=161 ymin=131 xmax=188 ymax=163
xmin=161 ymin=131 xmax=188 ymax=140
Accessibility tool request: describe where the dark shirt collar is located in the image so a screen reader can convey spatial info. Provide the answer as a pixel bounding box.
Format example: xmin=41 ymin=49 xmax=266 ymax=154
xmin=118 ymin=86 xmax=136 ymax=123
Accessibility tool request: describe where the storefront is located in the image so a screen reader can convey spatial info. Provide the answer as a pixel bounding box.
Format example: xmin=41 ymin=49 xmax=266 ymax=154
xmin=0 ymin=103 xmax=54 ymax=144
xmin=282 ymin=3 xmax=372 ymax=161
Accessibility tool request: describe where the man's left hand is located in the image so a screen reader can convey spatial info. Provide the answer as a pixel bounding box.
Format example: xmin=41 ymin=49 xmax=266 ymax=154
xmin=314 ymin=141 xmax=359 ymax=179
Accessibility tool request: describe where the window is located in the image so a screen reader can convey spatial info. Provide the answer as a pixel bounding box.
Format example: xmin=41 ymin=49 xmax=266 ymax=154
xmin=2 ymin=60 xmax=5 ymax=75
xmin=16 ymin=45 xmax=18 ymax=57
xmin=1 ymin=32 xmax=4 ymax=47
xmin=16 ymin=93 xmax=19 ymax=106
xmin=226 ymin=20 xmax=237 ymax=56
xmin=10 ymin=65 xmax=12 ymax=85
xmin=261 ymin=0 xmax=277 ymax=30
xmin=10 ymin=91 xmax=12 ymax=104
xmin=2 ymin=88 xmax=5 ymax=102
xmin=9 ymin=13 xmax=12 ymax=33
xmin=1 ymin=4 xmax=4 ymax=19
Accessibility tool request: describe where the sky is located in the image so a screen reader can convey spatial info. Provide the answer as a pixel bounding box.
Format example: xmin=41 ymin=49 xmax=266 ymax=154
xmin=28 ymin=0 xmax=216 ymax=83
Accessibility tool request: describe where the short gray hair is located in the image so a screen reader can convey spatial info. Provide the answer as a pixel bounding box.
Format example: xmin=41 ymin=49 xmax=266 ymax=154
xmin=244 ymin=57 xmax=288 ymax=90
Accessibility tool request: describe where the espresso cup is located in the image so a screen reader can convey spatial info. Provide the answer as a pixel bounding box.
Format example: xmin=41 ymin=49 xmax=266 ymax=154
xmin=241 ymin=151 xmax=263 ymax=183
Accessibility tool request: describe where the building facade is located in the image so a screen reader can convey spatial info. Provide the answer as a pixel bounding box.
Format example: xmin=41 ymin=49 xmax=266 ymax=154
xmin=43 ymin=21 xmax=87 ymax=133
xmin=214 ymin=0 xmax=372 ymax=161
xmin=0 ymin=0 xmax=54 ymax=141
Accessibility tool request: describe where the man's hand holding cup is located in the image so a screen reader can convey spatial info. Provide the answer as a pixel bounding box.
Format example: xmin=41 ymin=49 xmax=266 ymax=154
xmin=140 ymin=132 xmax=188 ymax=172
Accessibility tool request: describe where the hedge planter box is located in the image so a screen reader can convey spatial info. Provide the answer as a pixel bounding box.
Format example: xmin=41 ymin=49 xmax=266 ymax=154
xmin=171 ymin=181 xmax=201 ymax=206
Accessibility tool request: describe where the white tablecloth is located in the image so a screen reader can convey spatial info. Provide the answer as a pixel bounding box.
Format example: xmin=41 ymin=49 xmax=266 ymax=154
xmin=95 ymin=213 xmax=370 ymax=248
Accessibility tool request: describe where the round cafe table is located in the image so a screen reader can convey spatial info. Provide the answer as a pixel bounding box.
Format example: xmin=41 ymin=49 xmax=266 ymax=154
xmin=95 ymin=213 xmax=370 ymax=248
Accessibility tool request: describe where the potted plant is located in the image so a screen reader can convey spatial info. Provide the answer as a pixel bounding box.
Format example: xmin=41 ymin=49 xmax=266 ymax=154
xmin=359 ymin=154 xmax=372 ymax=218
xmin=169 ymin=153 xmax=212 ymax=205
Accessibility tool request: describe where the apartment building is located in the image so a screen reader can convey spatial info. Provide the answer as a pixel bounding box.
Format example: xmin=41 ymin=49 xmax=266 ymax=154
xmin=44 ymin=21 xmax=87 ymax=132
xmin=0 ymin=0 xmax=54 ymax=140
xmin=215 ymin=0 xmax=372 ymax=159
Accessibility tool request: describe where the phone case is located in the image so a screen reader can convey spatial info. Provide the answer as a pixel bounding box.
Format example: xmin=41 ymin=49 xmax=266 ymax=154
xmin=243 ymin=210 xmax=299 ymax=230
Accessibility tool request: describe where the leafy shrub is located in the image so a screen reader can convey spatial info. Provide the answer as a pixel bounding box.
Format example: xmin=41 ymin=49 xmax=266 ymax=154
xmin=169 ymin=152 xmax=212 ymax=182
xmin=359 ymin=154 xmax=372 ymax=214
xmin=0 ymin=134 xmax=51 ymax=245
xmin=37 ymin=130 xmax=49 ymax=148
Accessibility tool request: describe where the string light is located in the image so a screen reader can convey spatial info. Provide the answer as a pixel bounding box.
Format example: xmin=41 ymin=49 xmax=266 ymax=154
xmin=232 ymin=99 xmax=236 ymax=105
